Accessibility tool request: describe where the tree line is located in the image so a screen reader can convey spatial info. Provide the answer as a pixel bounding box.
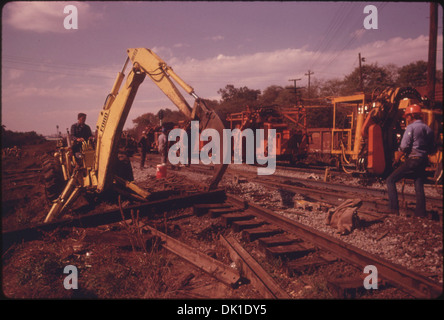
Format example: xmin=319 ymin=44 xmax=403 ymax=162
xmin=1 ymin=125 xmax=46 ymax=148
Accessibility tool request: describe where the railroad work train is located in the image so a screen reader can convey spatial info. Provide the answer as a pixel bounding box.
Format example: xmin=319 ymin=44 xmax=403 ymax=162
xmin=226 ymin=86 xmax=443 ymax=182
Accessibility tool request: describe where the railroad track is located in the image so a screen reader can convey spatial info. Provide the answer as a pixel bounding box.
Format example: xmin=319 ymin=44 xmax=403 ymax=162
xmin=202 ymin=194 xmax=442 ymax=299
xmin=5 ymin=184 xmax=441 ymax=299
xmin=158 ymin=159 xmax=442 ymax=217
xmin=135 ymin=155 xmax=443 ymax=298
xmin=235 ymin=169 xmax=443 ymax=215
xmin=5 ymin=155 xmax=440 ymax=299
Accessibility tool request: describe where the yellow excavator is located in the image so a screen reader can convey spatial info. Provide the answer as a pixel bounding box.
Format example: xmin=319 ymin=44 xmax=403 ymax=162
xmin=44 ymin=48 xmax=227 ymax=223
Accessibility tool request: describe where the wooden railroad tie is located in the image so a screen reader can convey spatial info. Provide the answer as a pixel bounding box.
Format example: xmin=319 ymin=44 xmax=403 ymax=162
xmin=241 ymin=226 xmax=283 ymax=242
xmin=220 ymin=213 xmax=256 ymax=226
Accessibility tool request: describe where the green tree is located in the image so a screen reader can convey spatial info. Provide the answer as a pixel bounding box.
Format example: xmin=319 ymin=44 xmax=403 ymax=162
xmin=397 ymin=60 xmax=428 ymax=87
xmin=216 ymin=84 xmax=261 ymax=118
xmin=258 ymin=85 xmax=285 ymax=106
xmin=131 ymin=112 xmax=158 ymax=131
xmin=1 ymin=130 xmax=46 ymax=148
xmin=158 ymin=108 xmax=187 ymax=123
xmin=342 ymin=63 xmax=396 ymax=95
xmin=318 ymin=78 xmax=346 ymax=97
xmin=301 ymin=78 xmax=323 ymax=101
xmin=274 ymin=86 xmax=301 ymax=107
xmin=217 ymin=84 xmax=261 ymax=102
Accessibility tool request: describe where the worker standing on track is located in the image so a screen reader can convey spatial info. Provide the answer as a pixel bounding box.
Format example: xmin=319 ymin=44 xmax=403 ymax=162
xmin=138 ymin=131 xmax=148 ymax=169
xmin=158 ymin=126 xmax=168 ymax=164
xmin=386 ymin=104 xmax=434 ymax=218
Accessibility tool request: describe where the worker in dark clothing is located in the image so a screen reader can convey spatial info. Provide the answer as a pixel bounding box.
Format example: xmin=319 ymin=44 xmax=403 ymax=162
xmin=70 ymin=113 xmax=93 ymax=154
xmin=138 ymin=131 xmax=148 ymax=168
xmin=146 ymin=128 xmax=154 ymax=153
xmin=386 ymin=104 xmax=434 ymax=218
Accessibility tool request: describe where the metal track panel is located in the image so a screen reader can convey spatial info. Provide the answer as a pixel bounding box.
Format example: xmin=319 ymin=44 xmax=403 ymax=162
xmin=3 ymin=190 xmax=226 ymax=248
xmin=145 ymin=225 xmax=242 ymax=288
xmin=227 ymin=194 xmax=443 ymax=299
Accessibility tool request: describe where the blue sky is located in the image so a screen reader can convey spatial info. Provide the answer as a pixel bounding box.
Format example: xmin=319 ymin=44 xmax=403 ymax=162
xmin=2 ymin=1 xmax=443 ymax=135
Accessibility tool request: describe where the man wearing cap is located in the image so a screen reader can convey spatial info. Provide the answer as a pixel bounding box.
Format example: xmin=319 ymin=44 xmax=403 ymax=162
xmin=70 ymin=113 xmax=93 ymax=154
xmin=386 ymin=104 xmax=434 ymax=218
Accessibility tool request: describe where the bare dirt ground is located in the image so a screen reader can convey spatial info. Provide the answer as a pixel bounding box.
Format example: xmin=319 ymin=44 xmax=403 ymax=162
xmin=2 ymin=146 xmax=442 ymax=301
xmin=1 ymin=145 xmax=262 ymax=299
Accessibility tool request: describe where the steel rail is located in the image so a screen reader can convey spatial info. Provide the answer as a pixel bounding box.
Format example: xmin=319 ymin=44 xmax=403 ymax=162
xmin=267 ymin=173 xmax=443 ymax=207
xmin=226 ymin=194 xmax=443 ymax=299
xmin=145 ymin=224 xmax=242 ymax=288
xmin=251 ymin=177 xmax=390 ymax=214
xmin=228 ymin=167 xmax=443 ymax=210
xmin=2 ymin=189 xmax=226 ymax=249
xmin=220 ymin=234 xmax=291 ymax=299
xmin=163 ymin=161 xmax=442 ymax=210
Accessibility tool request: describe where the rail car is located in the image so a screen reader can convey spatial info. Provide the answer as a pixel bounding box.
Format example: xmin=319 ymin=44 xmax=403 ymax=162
xmin=226 ymin=105 xmax=309 ymax=164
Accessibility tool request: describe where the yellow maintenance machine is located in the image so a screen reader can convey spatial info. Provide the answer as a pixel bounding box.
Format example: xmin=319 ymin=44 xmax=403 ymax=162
xmin=44 ymin=48 xmax=227 ymax=223
xmin=330 ymin=87 xmax=442 ymax=178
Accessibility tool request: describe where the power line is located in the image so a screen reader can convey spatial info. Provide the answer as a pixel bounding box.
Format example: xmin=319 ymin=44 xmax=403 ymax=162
xmin=307 ymin=3 xmax=359 ymax=70
xmin=308 ymin=2 xmax=389 ymax=76
xmin=307 ymin=3 xmax=349 ymax=69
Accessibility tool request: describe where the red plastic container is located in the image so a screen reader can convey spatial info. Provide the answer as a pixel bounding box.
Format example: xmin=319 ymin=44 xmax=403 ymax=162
xmin=156 ymin=164 xmax=167 ymax=179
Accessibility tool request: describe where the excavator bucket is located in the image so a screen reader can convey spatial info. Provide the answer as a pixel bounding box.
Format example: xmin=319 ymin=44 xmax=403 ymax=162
xmin=192 ymin=99 xmax=228 ymax=190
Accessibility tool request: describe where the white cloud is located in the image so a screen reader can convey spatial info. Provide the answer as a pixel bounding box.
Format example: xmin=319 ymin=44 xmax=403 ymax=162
xmin=166 ymin=34 xmax=442 ymax=99
xmin=361 ymin=35 xmax=443 ymax=67
xmin=3 ymin=2 xmax=102 ymax=33
xmin=173 ymin=43 xmax=189 ymax=48
xmin=206 ymin=35 xmax=225 ymax=42
xmin=150 ymin=46 xmax=174 ymax=60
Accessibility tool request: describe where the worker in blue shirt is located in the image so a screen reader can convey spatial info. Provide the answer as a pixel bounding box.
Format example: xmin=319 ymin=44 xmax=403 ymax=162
xmin=386 ymin=104 xmax=434 ymax=218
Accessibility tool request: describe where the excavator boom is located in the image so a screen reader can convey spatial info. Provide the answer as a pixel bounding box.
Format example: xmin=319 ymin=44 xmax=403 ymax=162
xmin=95 ymin=48 xmax=227 ymax=192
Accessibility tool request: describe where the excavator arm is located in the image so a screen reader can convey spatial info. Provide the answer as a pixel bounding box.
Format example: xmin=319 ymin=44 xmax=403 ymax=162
xmin=95 ymin=48 xmax=227 ymax=192
xmin=45 ymin=48 xmax=227 ymax=223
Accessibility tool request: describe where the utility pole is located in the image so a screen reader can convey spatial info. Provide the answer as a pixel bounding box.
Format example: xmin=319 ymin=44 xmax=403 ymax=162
xmin=427 ymin=2 xmax=437 ymax=107
xmin=358 ymin=53 xmax=365 ymax=92
xmin=305 ymin=70 xmax=314 ymax=102
xmin=288 ymin=78 xmax=302 ymax=104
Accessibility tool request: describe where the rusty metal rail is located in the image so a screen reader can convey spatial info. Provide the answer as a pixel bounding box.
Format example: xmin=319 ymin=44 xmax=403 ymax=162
xmin=2 ymin=189 xmax=226 ymax=249
xmin=172 ymin=161 xmax=442 ymax=212
xmin=144 ymin=224 xmax=242 ymax=288
xmin=220 ymin=234 xmax=291 ymax=299
xmin=258 ymin=172 xmax=443 ymax=210
xmin=227 ymin=167 xmax=443 ymax=212
xmin=226 ymin=194 xmax=442 ymax=299
xmin=251 ymin=177 xmax=390 ymax=215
